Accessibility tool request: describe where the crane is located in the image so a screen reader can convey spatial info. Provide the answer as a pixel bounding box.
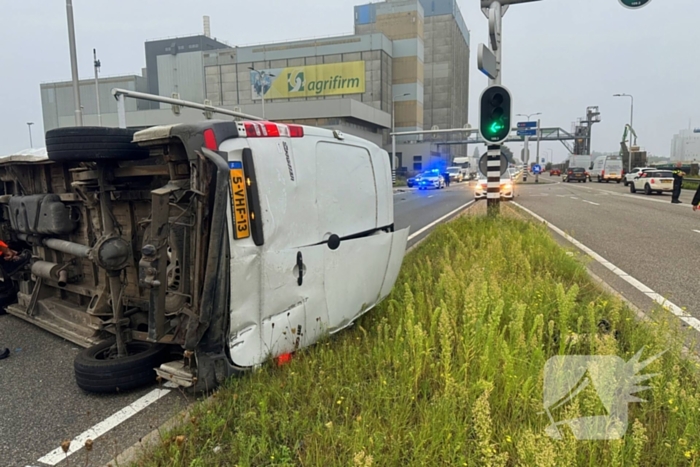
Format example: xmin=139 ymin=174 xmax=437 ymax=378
xmin=619 ymin=124 xmax=645 ymax=171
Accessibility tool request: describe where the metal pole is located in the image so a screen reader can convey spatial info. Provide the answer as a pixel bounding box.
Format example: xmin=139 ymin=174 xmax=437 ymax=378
xmin=261 ymin=71 xmax=265 ymax=120
xmin=66 ymin=0 xmax=83 ymax=126
xmin=487 ymin=144 xmax=501 ymax=216
xmin=391 ymin=98 xmax=396 ymax=179
xmin=536 ymin=118 xmax=541 ymax=165
xmin=630 ymin=95 xmax=635 ymax=146
xmin=27 ymin=123 xmax=34 ymax=148
xmin=117 ymin=94 xmax=126 ymax=128
xmin=94 ymin=49 xmax=101 ymax=126
xmin=490 ymin=1 xmax=502 ymax=86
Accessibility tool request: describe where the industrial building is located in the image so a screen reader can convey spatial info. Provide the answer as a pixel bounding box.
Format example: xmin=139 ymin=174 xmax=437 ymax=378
xmin=670 ymin=129 xmax=700 ymax=162
xmin=39 ymin=0 xmax=470 ymax=172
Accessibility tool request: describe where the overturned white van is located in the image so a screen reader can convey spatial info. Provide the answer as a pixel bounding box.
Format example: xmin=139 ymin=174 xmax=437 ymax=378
xmin=0 ymin=120 xmax=407 ymax=392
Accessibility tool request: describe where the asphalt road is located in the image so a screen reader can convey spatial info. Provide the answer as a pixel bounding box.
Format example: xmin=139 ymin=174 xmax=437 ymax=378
xmin=515 ymin=179 xmax=700 ymax=320
xmin=0 ymin=182 xmax=475 ymax=467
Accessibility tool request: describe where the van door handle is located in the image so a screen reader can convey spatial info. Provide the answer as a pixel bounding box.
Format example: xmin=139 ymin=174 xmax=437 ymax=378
xmin=296 ymin=251 xmax=304 ymax=286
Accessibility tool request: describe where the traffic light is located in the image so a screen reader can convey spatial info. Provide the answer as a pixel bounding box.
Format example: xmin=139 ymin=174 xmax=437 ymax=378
xmin=618 ymin=0 xmax=652 ymax=9
xmin=479 ymin=85 xmax=512 ymax=144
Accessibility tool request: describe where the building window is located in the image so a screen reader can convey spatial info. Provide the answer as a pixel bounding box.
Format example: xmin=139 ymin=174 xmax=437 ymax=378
xmin=413 ymin=162 xmax=422 ymax=171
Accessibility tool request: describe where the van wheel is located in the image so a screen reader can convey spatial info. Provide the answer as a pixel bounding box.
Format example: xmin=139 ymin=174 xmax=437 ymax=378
xmin=74 ymin=338 xmax=169 ymax=393
xmin=598 ymin=177 xmax=602 ymax=183
xmin=46 ymin=127 xmax=150 ymax=162
xmin=644 ymin=184 xmax=652 ymax=196
xmin=630 ymin=184 xmax=637 ymax=194
xmin=623 ymin=179 xmax=628 ymax=186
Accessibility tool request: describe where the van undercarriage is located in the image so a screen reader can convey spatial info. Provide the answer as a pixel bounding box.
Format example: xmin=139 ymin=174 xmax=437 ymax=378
xmin=1 ymin=123 xmax=238 ymax=392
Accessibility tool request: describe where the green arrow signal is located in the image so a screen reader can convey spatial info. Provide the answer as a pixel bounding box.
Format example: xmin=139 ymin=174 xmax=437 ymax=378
xmin=488 ymin=121 xmax=504 ymax=134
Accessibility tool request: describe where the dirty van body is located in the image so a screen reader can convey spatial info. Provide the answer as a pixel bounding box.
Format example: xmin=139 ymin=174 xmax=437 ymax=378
xmin=0 ymin=121 xmax=407 ymax=393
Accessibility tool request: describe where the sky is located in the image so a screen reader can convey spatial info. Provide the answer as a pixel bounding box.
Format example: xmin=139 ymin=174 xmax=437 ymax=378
xmin=0 ymin=0 xmax=698 ymax=164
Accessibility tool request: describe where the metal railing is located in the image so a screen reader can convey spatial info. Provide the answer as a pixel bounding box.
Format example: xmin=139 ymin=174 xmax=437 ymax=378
xmin=111 ymin=88 xmax=263 ymax=128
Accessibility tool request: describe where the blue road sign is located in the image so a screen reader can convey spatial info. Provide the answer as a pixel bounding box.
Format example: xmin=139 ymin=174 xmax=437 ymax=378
xmin=532 ymin=164 xmax=542 ymax=174
xmin=517 ymin=129 xmax=537 ymax=137
xmin=517 ymin=121 xmax=537 ymax=129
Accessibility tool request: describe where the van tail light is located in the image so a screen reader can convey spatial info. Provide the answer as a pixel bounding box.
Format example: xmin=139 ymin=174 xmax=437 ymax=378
xmin=601 ymin=170 xmax=605 ymax=178
xmin=203 ymin=129 xmax=217 ymax=150
xmin=287 ymin=124 xmax=304 ymax=138
xmin=244 ymin=121 xmax=304 ymax=138
xmin=263 ymin=122 xmax=280 ymax=137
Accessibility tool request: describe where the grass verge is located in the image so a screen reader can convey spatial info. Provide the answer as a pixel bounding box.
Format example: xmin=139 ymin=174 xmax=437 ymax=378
xmin=131 ymin=208 xmax=700 ymax=467
xmin=682 ymin=180 xmax=699 ymax=192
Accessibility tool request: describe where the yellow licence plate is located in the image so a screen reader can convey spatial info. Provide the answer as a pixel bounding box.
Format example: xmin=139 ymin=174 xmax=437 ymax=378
xmin=229 ymin=163 xmax=250 ymax=240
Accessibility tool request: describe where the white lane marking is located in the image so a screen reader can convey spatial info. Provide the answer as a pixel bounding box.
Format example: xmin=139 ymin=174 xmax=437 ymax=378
xmin=428 ymin=195 xmax=434 ymax=199
xmin=556 ymin=195 xmax=567 ymax=198
xmin=583 ymin=200 xmax=600 ymax=206
xmin=693 ymin=230 xmax=700 ymax=234
xmin=567 ymin=184 xmax=695 ymax=207
xmin=407 ymin=200 xmax=476 ymax=241
xmin=37 ymin=389 xmax=170 ymax=465
xmin=570 ymin=197 xmax=579 ymax=200
xmin=513 ymin=202 xmax=696 ymax=330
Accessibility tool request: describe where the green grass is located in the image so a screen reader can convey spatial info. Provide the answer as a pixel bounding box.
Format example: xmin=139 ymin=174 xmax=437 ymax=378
xmin=131 ymin=211 xmax=700 ymax=467
xmin=682 ymin=180 xmax=699 ymax=191
xmin=393 ymin=175 xmax=408 ymax=187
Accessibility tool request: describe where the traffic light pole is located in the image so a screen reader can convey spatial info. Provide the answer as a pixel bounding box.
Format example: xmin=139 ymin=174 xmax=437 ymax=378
xmin=487 ymin=145 xmax=502 ymax=216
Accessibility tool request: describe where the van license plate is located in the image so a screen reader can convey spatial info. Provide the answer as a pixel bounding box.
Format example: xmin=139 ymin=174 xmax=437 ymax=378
xmin=229 ymin=162 xmax=250 ymax=240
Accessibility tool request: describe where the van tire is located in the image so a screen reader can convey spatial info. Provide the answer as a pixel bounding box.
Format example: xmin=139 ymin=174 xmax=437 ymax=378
xmin=644 ymin=184 xmax=652 ymax=196
xmin=46 ymin=127 xmax=149 ymax=162
xmin=74 ymin=338 xmax=168 ymax=393
xmin=630 ymin=184 xmax=637 ymax=194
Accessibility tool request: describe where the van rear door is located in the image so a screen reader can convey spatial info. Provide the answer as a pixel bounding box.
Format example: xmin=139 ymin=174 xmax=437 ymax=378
xmin=316 ymin=141 xmax=378 ymax=237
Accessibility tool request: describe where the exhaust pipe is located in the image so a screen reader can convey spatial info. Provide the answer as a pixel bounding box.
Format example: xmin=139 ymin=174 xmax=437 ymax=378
xmin=31 ymin=261 xmax=68 ymax=287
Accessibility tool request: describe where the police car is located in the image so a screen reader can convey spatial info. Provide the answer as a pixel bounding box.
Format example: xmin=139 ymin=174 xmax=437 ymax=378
xmin=417 ymin=170 xmax=446 ymax=190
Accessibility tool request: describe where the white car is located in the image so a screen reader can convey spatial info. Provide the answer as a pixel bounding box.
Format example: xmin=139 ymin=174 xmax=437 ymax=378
xmin=417 ymin=171 xmax=446 ymax=190
xmin=623 ymin=167 xmax=655 ymax=187
xmin=629 ymin=169 xmax=675 ymax=195
xmin=474 ymin=174 xmax=515 ymax=200
xmin=1 ymin=118 xmax=408 ymax=393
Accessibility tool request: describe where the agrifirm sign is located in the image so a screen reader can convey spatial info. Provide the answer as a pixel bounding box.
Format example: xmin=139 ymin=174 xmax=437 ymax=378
xmin=251 ymin=61 xmax=365 ymax=100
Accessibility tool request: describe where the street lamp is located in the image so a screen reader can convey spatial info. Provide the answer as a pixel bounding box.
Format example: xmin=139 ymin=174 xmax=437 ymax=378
xmin=613 ymin=93 xmax=634 ymax=143
xmin=613 ymin=93 xmax=635 ymax=170
xmin=516 ymin=112 xmax=541 ymax=122
xmin=27 ymin=122 xmax=34 ymax=148
xmin=391 ymin=93 xmax=410 ymax=181
xmin=249 ymin=66 xmax=275 ymax=119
